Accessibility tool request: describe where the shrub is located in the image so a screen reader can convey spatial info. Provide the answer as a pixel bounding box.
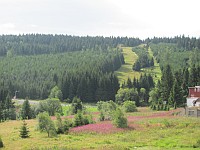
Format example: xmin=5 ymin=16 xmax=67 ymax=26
xmin=73 ymin=111 xmax=84 ymax=127
xmin=122 ymin=101 xmax=137 ymax=112
xmin=0 ymin=137 xmax=3 ymax=148
xmin=99 ymin=111 xmax=105 ymax=121
xmin=63 ymin=118 xmax=73 ymax=133
xmin=112 ymin=108 xmax=128 ymax=128
xmin=97 ymin=100 xmax=117 ymax=120
xmin=193 ymin=139 xmax=200 ymax=148
xmin=73 ymin=111 xmax=94 ymax=127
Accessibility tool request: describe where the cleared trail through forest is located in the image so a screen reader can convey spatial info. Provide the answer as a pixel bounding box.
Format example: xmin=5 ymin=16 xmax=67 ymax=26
xmin=115 ymin=47 xmax=141 ymax=84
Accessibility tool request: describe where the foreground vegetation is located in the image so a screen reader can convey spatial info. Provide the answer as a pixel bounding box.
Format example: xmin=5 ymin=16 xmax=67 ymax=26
xmin=0 ymin=108 xmax=200 ymax=150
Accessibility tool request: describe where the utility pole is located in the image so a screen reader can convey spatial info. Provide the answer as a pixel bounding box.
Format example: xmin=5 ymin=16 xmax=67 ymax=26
xmin=14 ymin=91 xmax=19 ymax=99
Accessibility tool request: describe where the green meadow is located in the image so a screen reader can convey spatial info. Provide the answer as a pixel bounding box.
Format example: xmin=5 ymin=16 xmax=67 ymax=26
xmin=0 ymin=108 xmax=200 ymax=150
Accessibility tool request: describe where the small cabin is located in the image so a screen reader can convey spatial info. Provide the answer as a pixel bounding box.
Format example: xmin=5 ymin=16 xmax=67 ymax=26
xmin=187 ymin=86 xmax=200 ymax=107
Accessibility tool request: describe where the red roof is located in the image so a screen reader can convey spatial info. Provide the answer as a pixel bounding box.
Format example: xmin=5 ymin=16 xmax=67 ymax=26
xmin=188 ymin=86 xmax=200 ymax=98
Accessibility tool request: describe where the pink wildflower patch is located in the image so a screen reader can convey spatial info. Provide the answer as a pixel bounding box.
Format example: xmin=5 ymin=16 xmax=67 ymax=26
xmin=69 ymin=121 xmax=126 ymax=134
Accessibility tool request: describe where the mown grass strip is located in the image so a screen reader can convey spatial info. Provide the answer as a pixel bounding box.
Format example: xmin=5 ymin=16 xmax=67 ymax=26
xmin=115 ymin=47 xmax=141 ymax=84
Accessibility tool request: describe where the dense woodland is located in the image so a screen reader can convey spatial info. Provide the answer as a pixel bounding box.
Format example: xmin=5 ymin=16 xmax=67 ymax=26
xmin=0 ymin=34 xmax=200 ymax=108
xmin=0 ymin=34 xmax=143 ymax=102
xmin=0 ymin=50 xmax=124 ymax=101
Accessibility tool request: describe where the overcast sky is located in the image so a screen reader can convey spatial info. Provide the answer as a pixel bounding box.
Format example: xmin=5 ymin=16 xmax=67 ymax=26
xmin=0 ymin=0 xmax=200 ymax=39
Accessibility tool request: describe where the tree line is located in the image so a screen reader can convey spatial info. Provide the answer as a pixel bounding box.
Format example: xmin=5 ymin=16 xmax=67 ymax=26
xmin=0 ymin=34 xmax=142 ymax=56
xmin=146 ymin=35 xmax=200 ymax=50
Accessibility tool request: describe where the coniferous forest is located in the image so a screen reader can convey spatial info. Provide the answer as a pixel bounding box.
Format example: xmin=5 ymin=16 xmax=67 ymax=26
xmin=0 ymin=34 xmax=142 ymax=101
xmin=0 ymin=34 xmax=200 ymax=106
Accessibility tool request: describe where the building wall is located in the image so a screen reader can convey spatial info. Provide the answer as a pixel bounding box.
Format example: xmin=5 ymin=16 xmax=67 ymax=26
xmin=186 ymin=107 xmax=200 ymax=117
xmin=187 ymin=97 xmax=197 ymax=107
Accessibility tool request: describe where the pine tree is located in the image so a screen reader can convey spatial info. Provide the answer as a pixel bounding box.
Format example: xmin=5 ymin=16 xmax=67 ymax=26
xmin=21 ymin=99 xmax=32 ymax=119
xmin=126 ymin=77 xmax=132 ymax=88
xmin=133 ymin=60 xmax=141 ymax=71
xmin=173 ymin=79 xmax=184 ymax=107
xmin=19 ymin=120 xmax=30 ymax=138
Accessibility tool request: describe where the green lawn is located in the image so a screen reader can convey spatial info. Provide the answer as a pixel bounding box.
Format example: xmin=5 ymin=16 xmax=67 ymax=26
xmin=115 ymin=47 xmax=141 ymax=84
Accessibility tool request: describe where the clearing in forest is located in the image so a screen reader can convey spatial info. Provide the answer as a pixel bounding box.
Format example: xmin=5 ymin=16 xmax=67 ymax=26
xmin=142 ymin=47 xmax=162 ymax=83
xmin=115 ymin=47 xmax=141 ymax=84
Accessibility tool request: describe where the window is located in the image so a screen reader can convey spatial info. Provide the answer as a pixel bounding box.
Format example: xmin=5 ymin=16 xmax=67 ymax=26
xmin=188 ymin=110 xmax=194 ymax=116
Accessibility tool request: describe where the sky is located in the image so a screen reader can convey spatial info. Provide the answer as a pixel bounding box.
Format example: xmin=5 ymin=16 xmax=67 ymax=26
xmin=0 ymin=0 xmax=200 ymax=39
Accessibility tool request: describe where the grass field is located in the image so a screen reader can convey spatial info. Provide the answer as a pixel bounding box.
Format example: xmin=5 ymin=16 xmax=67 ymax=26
xmin=115 ymin=47 xmax=141 ymax=84
xmin=1 ymin=108 xmax=200 ymax=150
xmin=115 ymin=46 xmax=161 ymax=85
xmin=142 ymin=47 xmax=162 ymax=83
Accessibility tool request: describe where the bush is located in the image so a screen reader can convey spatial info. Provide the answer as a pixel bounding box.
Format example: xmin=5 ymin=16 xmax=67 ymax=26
xmin=99 ymin=111 xmax=105 ymax=121
xmin=0 ymin=137 xmax=3 ymax=148
xmin=112 ymin=108 xmax=128 ymax=128
xmin=193 ymin=139 xmax=200 ymax=148
xmin=122 ymin=101 xmax=137 ymax=112
xmin=63 ymin=118 xmax=73 ymax=133
xmin=97 ymin=100 xmax=117 ymax=120
xmin=73 ymin=111 xmax=94 ymax=127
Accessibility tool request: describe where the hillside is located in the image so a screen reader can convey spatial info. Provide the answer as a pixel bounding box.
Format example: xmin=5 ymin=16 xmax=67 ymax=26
xmin=115 ymin=47 xmax=141 ymax=84
xmin=115 ymin=46 xmax=161 ymax=85
xmin=0 ymin=50 xmax=124 ymax=101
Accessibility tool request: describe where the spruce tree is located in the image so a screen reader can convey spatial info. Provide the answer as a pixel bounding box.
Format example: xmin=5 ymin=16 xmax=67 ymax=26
xmin=182 ymin=68 xmax=189 ymax=96
xmin=126 ymin=77 xmax=132 ymax=88
xmin=19 ymin=120 xmax=30 ymax=138
xmin=173 ymin=79 xmax=184 ymax=107
xmin=160 ymin=65 xmax=173 ymax=106
xmin=21 ymin=99 xmax=32 ymax=119
xmin=189 ymin=64 xmax=197 ymax=86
